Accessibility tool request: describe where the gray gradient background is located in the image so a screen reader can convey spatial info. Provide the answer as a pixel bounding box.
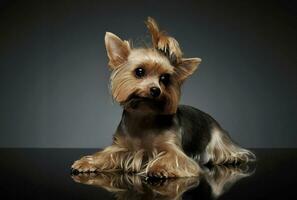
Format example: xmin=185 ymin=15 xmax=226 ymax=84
xmin=1 ymin=0 xmax=296 ymax=148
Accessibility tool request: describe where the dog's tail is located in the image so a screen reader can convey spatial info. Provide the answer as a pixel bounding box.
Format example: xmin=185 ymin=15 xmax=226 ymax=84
xmin=202 ymin=128 xmax=256 ymax=165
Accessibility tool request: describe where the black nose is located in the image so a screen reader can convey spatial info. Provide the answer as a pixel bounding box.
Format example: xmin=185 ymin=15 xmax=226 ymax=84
xmin=150 ymin=87 xmax=161 ymax=98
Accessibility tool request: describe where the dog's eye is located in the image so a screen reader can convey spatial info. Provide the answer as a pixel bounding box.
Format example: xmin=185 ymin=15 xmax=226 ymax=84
xmin=160 ymin=73 xmax=170 ymax=86
xmin=135 ymin=67 xmax=145 ymax=78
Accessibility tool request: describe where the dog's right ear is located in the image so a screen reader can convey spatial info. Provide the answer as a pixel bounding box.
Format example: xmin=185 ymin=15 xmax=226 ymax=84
xmin=105 ymin=32 xmax=131 ymax=69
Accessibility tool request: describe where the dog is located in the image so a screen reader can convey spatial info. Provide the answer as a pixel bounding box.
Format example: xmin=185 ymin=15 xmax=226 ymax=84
xmin=71 ymin=17 xmax=255 ymax=178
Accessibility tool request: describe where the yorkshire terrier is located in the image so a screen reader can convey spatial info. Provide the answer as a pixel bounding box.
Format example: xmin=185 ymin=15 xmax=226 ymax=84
xmin=71 ymin=17 xmax=255 ymax=178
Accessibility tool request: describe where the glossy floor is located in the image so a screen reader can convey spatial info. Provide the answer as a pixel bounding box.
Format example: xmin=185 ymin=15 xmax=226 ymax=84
xmin=0 ymin=149 xmax=296 ymax=199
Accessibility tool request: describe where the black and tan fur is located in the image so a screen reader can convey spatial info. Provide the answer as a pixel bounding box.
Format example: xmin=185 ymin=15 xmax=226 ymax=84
xmin=71 ymin=17 xmax=255 ymax=178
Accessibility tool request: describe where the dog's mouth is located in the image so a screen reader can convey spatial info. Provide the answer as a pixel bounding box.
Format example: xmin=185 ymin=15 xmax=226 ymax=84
xmin=121 ymin=94 xmax=166 ymax=112
xmin=125 ymin=94 xmax=151 ymax=102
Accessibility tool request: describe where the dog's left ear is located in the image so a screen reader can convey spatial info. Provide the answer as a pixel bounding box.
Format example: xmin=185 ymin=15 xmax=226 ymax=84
xmin=175 ymin=58 xmax=202 ymax=82
xmin=105 ymin=32 xmax=131 ymax=69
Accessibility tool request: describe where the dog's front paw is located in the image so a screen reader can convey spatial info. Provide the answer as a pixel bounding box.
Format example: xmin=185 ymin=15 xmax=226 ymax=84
xmin=147 ymin=164 xmax=172 ymax=179
xmin=71 ymin=156 xmax=97 ymax=174
xmin=146 ymin=153 xmax=201 ymax=178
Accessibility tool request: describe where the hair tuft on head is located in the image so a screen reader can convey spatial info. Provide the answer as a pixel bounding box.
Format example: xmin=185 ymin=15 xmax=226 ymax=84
xmin=145 ymin=17 xmax=182 ymax=65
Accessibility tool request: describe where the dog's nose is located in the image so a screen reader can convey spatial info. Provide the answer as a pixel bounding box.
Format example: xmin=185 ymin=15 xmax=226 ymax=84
xmin=150 ymin=87 xmax=161 ymax=98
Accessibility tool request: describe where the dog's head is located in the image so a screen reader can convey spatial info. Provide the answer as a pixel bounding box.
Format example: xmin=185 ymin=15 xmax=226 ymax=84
xmin=105 ymin=17 xmax=201 ymax=114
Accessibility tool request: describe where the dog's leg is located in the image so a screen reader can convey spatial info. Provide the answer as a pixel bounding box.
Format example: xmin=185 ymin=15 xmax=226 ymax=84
xmin=72 ymin=135 xmax=147 ymax=173
xmin=71 ymin=144 xmax=129 ymax=173
xmin=146 ymin=142 xmax=201 ymax=178
xmin=202 ymin=128 xmax=256 ymax=165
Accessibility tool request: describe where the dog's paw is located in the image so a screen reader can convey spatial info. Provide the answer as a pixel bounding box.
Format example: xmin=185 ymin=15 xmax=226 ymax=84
xmin=71 ymin=156 xmax=97 ymax=173
xmin=147 ymin=164 xmax=173 ymax=179
xmin=146 ymin=153 xmax=201 ymax=178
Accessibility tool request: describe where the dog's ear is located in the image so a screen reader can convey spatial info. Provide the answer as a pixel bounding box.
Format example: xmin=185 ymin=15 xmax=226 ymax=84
xmin=105 ymin=32 xmax=131 ymax=69
xmin=175 ymin=58 xmax=201 ymax=82
xmin=146 ymin=17 xmax=182 ymax=65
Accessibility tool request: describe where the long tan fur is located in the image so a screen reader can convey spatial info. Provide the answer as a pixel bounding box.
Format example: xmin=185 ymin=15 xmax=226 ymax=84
xmin=205 ymin=128 xmax=256 ymax=164
xmin=145 ymin=17 xmax=183 ymax=65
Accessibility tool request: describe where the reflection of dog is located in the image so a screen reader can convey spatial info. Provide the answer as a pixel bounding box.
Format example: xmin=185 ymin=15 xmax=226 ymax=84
xmin=72 ymin=172 xmax=199 ymax=200
xmin=71 ymin=17 xmax=255 ymax=178
xmin=204 ymin=164 xmax=256 ymax=198
xmin=72 ymin=164 xmax=255 ymax=200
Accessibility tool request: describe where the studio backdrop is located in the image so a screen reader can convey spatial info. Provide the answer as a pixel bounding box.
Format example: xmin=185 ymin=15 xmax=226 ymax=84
xmin=0 ymin=0 xmax=296 ymax=148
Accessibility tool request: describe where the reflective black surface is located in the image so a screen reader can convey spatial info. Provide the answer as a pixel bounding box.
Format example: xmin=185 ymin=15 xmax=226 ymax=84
xmin=0 ymin=149 xmax=296 ymax=199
